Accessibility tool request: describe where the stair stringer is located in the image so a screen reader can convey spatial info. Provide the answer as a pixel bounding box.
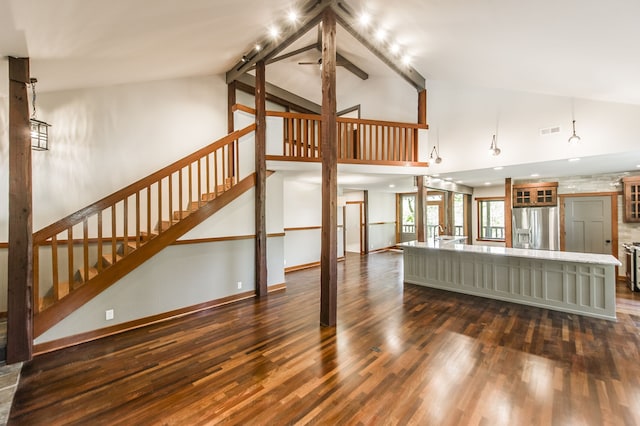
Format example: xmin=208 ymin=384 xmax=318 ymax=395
xmin=33 ymin=173 xmax=257 ymax=338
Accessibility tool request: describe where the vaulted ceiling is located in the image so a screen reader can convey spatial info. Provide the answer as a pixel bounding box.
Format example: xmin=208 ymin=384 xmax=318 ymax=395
xmin=2 ymin=0 xmax=640 ymax=105
xmin=2 ymin=0 xmax=640 ymax=189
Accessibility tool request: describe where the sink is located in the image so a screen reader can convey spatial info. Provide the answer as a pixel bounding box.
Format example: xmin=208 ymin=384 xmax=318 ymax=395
xmin=435 ymin=235 xmax=467 ymax=243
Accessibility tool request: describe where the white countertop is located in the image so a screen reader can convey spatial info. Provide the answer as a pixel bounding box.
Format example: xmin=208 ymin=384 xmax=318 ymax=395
xmin=399 ymin=240 xmax=622 ymax=266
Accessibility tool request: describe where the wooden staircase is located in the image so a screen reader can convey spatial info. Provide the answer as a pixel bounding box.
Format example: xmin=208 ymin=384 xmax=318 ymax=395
xmin=32 ymin=125 xmax=257 ymax=338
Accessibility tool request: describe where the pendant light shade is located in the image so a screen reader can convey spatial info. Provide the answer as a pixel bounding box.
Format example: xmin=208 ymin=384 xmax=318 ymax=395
xmin=568 ymin=120 xmax=581 ymax=145
xmin=429 ymin=145 xmax=442 ymax=164
xmin=489 ymin=134 xmax=501 ymax=156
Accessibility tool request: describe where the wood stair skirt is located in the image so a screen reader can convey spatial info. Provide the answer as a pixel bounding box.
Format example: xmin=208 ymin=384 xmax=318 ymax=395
xmin=34 ymin=175 xmax=255 ymax=338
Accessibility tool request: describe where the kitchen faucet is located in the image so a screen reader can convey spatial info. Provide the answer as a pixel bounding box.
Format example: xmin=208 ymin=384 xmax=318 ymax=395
xmin=432 ymin=224 xmax=444 ymax=241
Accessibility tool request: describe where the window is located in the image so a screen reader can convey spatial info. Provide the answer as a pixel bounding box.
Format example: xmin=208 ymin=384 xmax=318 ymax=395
xmin=453 ymin=193 xmax=465 ymax=236
xmin=477 ymin=197 xmax=505 ymax=241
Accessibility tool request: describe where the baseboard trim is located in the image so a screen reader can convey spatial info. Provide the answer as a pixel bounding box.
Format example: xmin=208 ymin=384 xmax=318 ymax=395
xmin=368 ymin=246 xmax=396 ymax=254
xmin=284 ymin=257 xmax=346 ymax=273
xmin=285 ymin=261 xmax=320 ymax=273
xmin=33 ymin=283 xmax=286 ymax=356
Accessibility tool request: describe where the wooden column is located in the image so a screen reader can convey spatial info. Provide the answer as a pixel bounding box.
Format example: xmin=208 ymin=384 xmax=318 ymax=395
xmin=415 ymin=89 xmax=427 ymax=159
xmin=255 ymin=61 xmax=268 ymax=297
xmin=227 ymin=80 xmax=236 ymax=133
xmin=320 ymin=8 xmax=338 ymax=327
xmin=363 ymin=190 xmax=369 ymax=254
xmin=416 ymin=176 xmax=425 ymax=242
xmin=505 ymin=177 xmax=512 ymax=248
xmin=7 ymin=57 xmax=33 ymax=363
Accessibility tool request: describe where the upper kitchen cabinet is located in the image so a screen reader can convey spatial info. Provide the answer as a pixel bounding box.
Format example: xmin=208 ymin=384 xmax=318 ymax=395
xmin=512 ymin=182 xmax=558 ymax=207
xmin=622 ymin=176 xmax=640 ymax=223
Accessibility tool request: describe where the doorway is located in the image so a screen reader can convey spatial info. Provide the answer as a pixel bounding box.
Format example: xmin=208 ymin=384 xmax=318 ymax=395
xmin=561 ymin=195 xmax=615 ymax=255
xmin=345 ymin=201 xmax=365 ymax=253
xmin=397 ymin=193 xmax=416 ymax=243
xmin=426 ymin=191 xmax=446 ymax=239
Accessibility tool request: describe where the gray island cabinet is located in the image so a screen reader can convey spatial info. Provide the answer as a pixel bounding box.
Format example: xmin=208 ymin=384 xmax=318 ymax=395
xmin=400 ymin=241 xmax=622 ymax=320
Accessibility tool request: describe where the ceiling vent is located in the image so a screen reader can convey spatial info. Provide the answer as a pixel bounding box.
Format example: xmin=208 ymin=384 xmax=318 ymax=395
xmin=539 ymin=126 xmax=561 ymax=136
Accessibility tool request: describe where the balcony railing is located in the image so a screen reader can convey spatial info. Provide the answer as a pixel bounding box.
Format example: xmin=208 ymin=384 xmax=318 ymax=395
xmin=231 ymin=105 xmax=427 ymax=166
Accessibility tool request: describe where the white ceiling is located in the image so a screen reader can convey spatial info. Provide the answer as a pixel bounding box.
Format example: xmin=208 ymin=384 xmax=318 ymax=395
xmin=2 ymin=0 xmax=640 ymax=189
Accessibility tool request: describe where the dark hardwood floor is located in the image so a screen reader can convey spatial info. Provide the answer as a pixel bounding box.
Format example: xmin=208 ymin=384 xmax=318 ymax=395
xmin=9 ymin=251 xmax=640 ymax=425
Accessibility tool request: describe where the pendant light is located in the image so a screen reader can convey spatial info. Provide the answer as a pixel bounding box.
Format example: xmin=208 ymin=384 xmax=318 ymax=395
xmin=429 ymin=146 xmax=442 ymax=164
xmin=489 ymin=134 xmax=501 ymax=156
xmin=29 ymin=78 xmax=51 ymax=151
xmin=568 ymin=120 xmax=581 ymax=145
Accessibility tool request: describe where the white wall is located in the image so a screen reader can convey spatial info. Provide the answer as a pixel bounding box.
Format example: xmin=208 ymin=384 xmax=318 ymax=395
xmin=367 ymin=191 xmax=397 ymax=251
xmin=0 ymin=74 xmax=288 ymax=332
xmin=426 ymin=80 xmax=640 ymax=175
xmin=282 ymin=176 xmax=344 ymax=269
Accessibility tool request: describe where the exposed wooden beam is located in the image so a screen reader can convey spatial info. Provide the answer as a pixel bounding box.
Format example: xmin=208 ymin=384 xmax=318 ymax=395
xmin=332 ymin=1 xmax=426 ymax=91
xmin=255 ymin=61 xmax=268 ymax=297
xmin=7 ymin=56 xmax=33 ymax=363
xmin=335 ymin=52 xmax=369 ymax=80
xmin=227 ymin=81 xmax=236 ymax=133
xmin=320 ymin=7 xmax=338 ymax=327
xmin=267 ymin=43 xmax=319 ymax=65
xmin=248 ymin=37 xmax=369 ymax=81
xmin=225 ymin=0 xmax=331 ymax=84
xmin=235 ymin=73 xmax=321 ymax=114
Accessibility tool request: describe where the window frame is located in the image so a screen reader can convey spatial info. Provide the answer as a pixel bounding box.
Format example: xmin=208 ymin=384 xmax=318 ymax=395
xmin=476 ymin=197 xmax=506 ymax=242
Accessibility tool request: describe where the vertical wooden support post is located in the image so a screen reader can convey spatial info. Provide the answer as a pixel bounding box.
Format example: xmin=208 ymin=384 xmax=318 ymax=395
xmin=416 ymin=89 xmax=427 ymax=160
xmin=7 ymin=57 xmax=34 ymax=363
xmin=228 ymin=81 xmax=237 ymax=177
xmin=363 ymin=190 xmax=369 ymax=254
xmin=255 ymin=61 xmax=268 ymax=296
xmin=505 ymin=177 xmax=512 ymax=248
xmin=227 ymin=80 xmax=236 ymax=133
xmin=416 ymin=176 xmax=425 ymax=242
xmin=320 ymin=8 xmax=338 ymax=327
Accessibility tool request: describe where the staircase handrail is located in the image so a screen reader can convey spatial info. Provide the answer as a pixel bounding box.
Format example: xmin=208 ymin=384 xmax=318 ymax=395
xmin=33 ymin=124 xmax=256 ymax=244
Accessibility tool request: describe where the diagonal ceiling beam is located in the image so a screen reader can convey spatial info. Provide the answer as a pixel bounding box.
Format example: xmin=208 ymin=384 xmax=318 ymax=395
xmin=336 ymin=51 xmax=368 ymax=80
xmin=225 ymin=0 xmax=424 ymax=90
xmin=332 ymin=1 xmax=426 ymax=91
xmin=226 ymin=0 xmax=333 ymax=84
xmin=269 ymin=41 xmax=369 ymax=80
xmin=268 ymin=43 xmax=319 ymax=65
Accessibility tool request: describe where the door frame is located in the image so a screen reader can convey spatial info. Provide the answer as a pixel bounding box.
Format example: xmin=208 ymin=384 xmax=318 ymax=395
xmin=559 ymin=191 xmax=618 ymax=272
xmin=345 ymin=200 xmax=366 ymax=254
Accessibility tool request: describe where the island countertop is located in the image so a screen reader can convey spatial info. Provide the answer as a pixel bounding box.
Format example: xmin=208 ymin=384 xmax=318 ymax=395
xmin=399 ymin=240 xmax=622 ymax=267
xmin=400 ymin=240 xmax=620 ymax=320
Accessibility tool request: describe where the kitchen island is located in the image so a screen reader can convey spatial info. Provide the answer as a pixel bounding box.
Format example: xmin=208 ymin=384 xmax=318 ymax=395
xmin=400 ymin=240 xmax=622 ymax=320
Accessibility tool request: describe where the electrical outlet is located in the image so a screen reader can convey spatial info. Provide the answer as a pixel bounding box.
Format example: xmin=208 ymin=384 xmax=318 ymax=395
xmin=237 ymin=281 xmax=242 ymax=289
xmin=105 ymin=309 xmax=114 ymax=321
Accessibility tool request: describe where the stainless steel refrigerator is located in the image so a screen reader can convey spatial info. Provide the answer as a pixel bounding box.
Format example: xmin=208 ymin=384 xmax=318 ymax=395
xmin=512 ymin=207 xmax=559 ymax=250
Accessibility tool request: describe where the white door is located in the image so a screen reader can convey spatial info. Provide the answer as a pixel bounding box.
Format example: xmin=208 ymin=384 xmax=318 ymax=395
xmin=345 ymin=202 xmax=362 ymax=253
xmin=564 ymin=196 xmax=612 ymax=254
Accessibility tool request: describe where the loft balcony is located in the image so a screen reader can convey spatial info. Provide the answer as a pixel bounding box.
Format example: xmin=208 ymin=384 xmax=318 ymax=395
xmin=233 ymin=105 xmax=430 ymax=170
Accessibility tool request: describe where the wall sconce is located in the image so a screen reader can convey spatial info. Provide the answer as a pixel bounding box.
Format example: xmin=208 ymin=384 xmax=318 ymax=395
xmin=29 ymin=78 xmax=51 ymax=151
xmin=489 ymin=134 xmax=501 ymax=156
xmin=568 ymin=120 xmax=581 ymax=145
xmin=429 ymin=146 xmax=442 ymax=164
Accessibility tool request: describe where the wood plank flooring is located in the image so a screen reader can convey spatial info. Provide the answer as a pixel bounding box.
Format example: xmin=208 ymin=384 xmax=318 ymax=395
xmin=9 ymin=251 xmax=640 ymax=425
